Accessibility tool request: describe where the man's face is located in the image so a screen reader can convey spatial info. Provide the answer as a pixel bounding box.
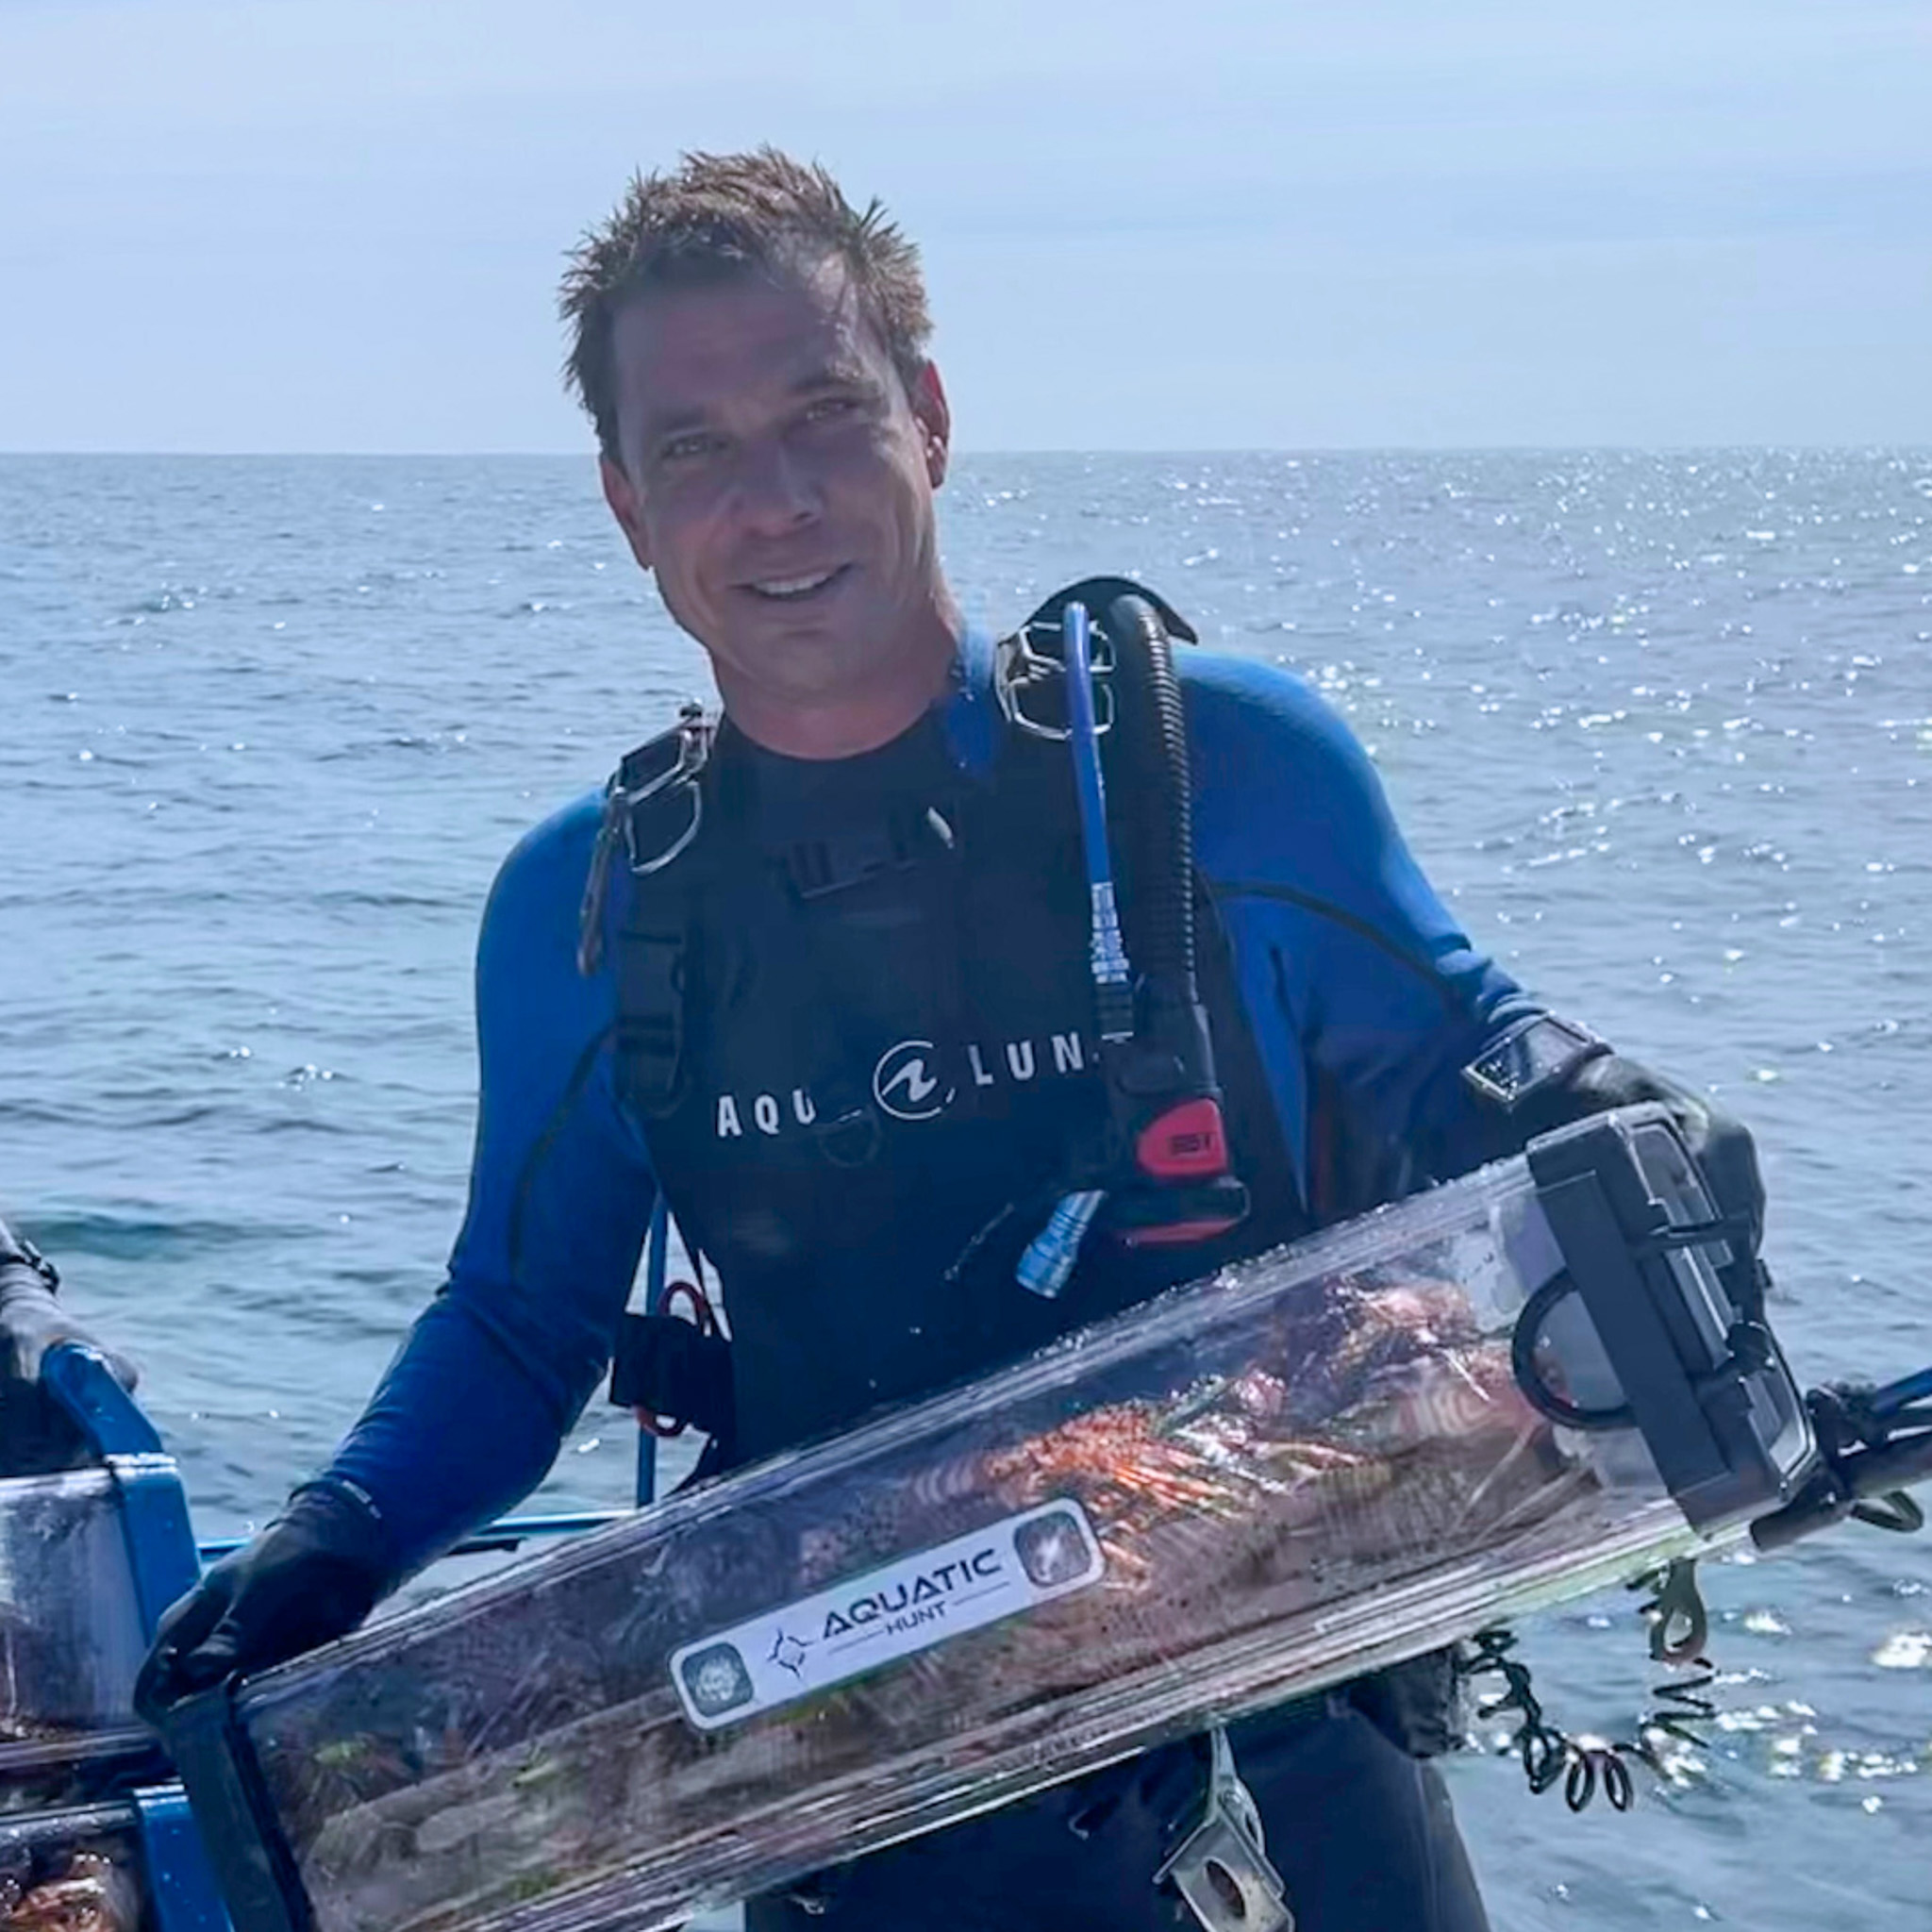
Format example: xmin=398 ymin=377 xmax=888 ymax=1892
xmin=601 ymin=258 xmax=953 ymax=724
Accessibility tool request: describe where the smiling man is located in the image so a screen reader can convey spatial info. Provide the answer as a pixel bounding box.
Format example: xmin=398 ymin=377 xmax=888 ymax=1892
xmin=139 ymin=150 xmax=1768 ymax=1932
xmin=590 ymin=231 xmax=960 ymax=758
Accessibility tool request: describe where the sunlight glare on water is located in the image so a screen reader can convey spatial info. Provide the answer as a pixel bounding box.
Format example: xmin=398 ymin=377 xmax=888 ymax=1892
xmin=4 ymin=449 xmax=1931 ymax=1927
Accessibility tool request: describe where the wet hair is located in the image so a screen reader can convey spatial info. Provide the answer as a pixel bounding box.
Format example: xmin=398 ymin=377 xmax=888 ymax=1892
xmin=560 ymin=147 xmax=933 ymax=463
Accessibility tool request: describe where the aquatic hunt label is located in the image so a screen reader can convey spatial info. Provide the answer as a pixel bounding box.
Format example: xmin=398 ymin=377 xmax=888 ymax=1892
xmin=670 ymin=1498 xmax=1105 ymax=1731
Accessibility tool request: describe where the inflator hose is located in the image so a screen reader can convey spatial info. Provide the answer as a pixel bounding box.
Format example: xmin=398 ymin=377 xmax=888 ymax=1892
xmin=1103 ymin=593 xmax=1200 ymax=1008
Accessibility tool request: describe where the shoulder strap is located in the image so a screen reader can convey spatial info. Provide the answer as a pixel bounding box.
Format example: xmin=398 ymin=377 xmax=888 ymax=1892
xmin=578 ymin=704 xmax=715 ymax=1118
xmin=615 ymin=907 xmax=699 ymax=1120
xmin=576 ymin=703 xmax=712 ymax=975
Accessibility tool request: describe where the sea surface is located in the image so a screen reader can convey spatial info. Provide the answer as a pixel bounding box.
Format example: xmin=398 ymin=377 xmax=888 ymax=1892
xmin=4 ymin=449 xmax=1931 ymax=1928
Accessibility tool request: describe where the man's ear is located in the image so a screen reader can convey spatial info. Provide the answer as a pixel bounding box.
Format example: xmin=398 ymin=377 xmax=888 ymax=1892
xmin=601 ymin=456 xmax=653 ymax=572
xmin=910 ymin=362 xmax=951 ymax=490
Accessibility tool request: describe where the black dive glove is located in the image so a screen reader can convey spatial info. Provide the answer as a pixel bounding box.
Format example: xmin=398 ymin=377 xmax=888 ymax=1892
xmin=1507 ymin=1042 xmax=1766 ymax=1254
xmin=0 ymin=1212 xmax=139 ymax=1391
xmin=135 ymin=1480 xmax=391 ymax=1724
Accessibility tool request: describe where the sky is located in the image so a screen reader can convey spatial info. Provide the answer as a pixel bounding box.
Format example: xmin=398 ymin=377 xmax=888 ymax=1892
xmin=2 ymin=0 xmax=1928 ymax=452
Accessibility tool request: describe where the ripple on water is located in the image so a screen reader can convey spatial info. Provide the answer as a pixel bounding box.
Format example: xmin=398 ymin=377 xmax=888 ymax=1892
xmin=7 ymin=449 xmax=1932 ymax=1931
xmin=17 ymin=1208 xmax=297 ymax=1258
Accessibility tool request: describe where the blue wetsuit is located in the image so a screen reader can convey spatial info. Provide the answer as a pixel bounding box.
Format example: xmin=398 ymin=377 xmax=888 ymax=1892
xmin=327 ymin=636 xmax=1531 ymax=1930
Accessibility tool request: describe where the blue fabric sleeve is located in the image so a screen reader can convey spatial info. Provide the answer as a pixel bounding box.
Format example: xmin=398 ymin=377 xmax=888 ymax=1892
xmin=1182 ymin=655 xmax=1540 ymax=1203
xmin=326 ymin=795 xmax=656 ymax=1579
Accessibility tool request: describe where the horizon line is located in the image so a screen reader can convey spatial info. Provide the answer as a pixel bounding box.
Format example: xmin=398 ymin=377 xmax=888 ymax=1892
xmin=5 ymin=442 xmax=1930 ymax=460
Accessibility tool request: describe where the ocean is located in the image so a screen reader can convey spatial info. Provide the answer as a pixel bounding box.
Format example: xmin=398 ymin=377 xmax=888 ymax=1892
xmin=4 ymin=448 xmax=1930 ymax=1927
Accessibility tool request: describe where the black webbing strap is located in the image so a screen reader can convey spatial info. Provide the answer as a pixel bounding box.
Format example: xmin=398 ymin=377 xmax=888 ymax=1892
xmin=584 ymin=709 xmax=716 ymax=1118
xmin=783 ymin=808 xmax=928 ymax=901
xmin=615 ymin=915 xmax=694 ymax=1118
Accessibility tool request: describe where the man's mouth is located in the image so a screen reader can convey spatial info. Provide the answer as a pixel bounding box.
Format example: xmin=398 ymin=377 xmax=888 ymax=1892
xmin=742 ymin=565 xmax=849 ymax=603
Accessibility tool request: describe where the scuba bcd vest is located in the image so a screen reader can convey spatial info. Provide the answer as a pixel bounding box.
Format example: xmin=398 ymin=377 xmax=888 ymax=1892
xmin=580 ymin=582 xmax=1309 ymax=1466
xmin=579 ymin=582 xmax=1465 ymax=1790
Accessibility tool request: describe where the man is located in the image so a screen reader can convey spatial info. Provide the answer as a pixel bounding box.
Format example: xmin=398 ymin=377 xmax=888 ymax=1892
xmin=138 ymin=150 xmax=1764 ymax=1930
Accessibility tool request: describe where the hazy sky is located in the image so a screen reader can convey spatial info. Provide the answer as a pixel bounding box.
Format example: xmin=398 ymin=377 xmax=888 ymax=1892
xmin=4 ymin=0 xmax=1928 ymax=451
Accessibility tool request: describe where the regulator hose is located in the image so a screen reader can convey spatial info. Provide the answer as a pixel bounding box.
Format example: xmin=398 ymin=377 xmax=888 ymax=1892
xmin=994 ymin=576 xmax=1247 ymax=1272
xmin=1102 ymin=591 xmax=1200 ymax=1012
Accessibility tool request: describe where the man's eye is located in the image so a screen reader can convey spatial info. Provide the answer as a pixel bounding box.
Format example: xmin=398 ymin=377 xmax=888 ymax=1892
xmin=804 ymin=395 xmax=859 ymax=424
xmin=660 ymin=433 xmax=719 ymax=462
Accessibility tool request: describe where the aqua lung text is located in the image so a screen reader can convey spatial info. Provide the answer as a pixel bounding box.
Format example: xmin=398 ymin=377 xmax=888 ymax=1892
xmin=713 ymin=1031 xmax=1093 ymax=1139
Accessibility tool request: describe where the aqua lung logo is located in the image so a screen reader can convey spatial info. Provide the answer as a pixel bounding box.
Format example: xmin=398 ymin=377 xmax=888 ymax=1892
xmin=872 ymin=1039 xmax=954 ymax=1122
xmin=712 ymin=1029 xmax=1093 ymax=1140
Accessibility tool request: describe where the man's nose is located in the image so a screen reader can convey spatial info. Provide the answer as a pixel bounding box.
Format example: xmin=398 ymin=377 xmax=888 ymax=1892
xmin=731 ymin=435 xmax=821 ymax=533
